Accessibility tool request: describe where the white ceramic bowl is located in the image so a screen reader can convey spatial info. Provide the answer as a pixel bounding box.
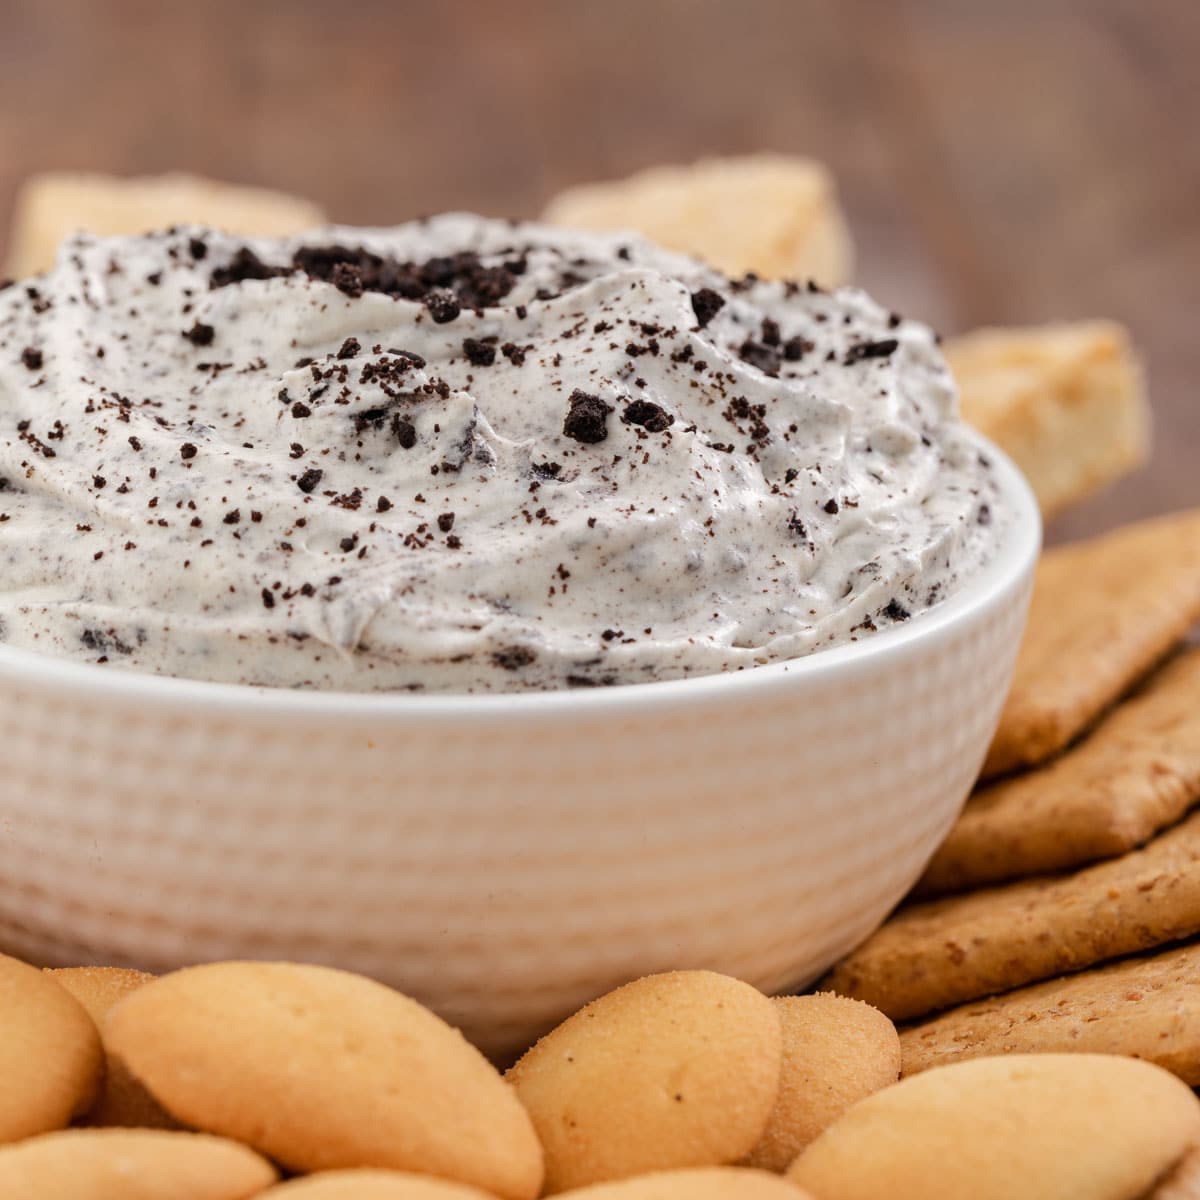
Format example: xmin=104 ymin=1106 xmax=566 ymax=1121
xmin=0 ymin=434 xmax=1039 ymax=1057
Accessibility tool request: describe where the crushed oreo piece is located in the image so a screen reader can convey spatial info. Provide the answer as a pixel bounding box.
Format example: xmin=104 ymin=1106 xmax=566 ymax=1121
xmin=738 ymin=339 xmax=781 ymax=377
xmin=623 ymin=399 xmax=674 ymax=433
xmin=690 ymin=287 xmax=725 ymax=328
xmin=845 ymin=338 xmax=899 ymax=365
xmin=563 ymin=390 xmax=613 ymax=444
xmin=424 ymin=289 xmax=461 ymax=324
xmin=331 ymin=262 xmax=364 ymax=298
xmin=393 ymin=415 xmax=418 ymax=449
xmin=492 ymin=645 xmax=536 ymax=670
xmin=182 ymin=322 xmax=215 ymax=347
xmin=463 ymin=337 xmax=496 ymax=367
xmin=210 ymin=247 xmax=289 ymax=287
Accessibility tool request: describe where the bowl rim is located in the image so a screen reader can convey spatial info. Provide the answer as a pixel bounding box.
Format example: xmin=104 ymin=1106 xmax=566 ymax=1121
xmin=0 ymin=430 xmax=1041 ymax=721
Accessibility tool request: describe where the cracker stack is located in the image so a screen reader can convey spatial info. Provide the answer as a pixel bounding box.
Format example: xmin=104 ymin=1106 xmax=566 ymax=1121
xmin=823 ymin=508 xmax=1200 ymax=1084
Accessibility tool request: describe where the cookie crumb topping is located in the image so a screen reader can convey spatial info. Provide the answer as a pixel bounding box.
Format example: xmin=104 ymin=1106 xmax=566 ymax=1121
xmin=0 ymin=215 xmax=1000 ymax=691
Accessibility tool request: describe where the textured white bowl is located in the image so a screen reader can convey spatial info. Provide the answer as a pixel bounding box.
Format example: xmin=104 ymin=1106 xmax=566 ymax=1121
xmin=0 ymin=436 xmax=1039 ymax=1057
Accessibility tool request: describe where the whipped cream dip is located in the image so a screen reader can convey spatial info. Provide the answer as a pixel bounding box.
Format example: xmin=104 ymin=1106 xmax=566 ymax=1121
xmin=0 ymin=216 xmax=1001 ymax=691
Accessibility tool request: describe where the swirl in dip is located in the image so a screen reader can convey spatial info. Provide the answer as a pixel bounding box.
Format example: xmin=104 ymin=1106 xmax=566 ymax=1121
xmin=0 ymin=216 xmax=1000 ymax=691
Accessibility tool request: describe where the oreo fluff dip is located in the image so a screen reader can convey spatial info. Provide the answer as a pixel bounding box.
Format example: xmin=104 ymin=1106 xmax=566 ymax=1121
xmin=0 ymin=216 xmax=1001 ymax=692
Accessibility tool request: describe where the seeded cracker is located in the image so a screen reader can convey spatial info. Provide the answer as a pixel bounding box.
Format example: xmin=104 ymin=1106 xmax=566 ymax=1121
xmin=900 ymin=940 xmax=1200 ymax=1083
xmin=823 ymin=808 xmax=1200 ymax=1021
xmin=984 ymin=508 xmax=1200 ymax=778
xmin=918 ymin=648 xmax=1200 ymax=895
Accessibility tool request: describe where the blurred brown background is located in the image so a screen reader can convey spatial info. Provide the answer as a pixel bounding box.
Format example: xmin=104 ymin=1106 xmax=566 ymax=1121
xmin=0 ymin=0 xmax=1195 ymax=539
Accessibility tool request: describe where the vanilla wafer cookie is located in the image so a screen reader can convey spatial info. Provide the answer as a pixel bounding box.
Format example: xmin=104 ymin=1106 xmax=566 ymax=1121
xmin=543 ymin=155 xmax=852 ymax=284
xmin=946 ymin=321 xmax=1148 ymax=519
xmin=507 ymin=971 xmax=781 ymax=1194
xmin=0 ymin=1128 xmax=276 ymax=1199
xmin=983 ymin=508 xmax=1200 ymax=778
xmin=104 ymin=961 xmax=543 ymax=1199
xmin=744 ymin=995 xmax=899 ymax=1172
xmin=260 ymin=1169 xmax=496 ymax=1198
xmin=46 ymin=967 xmax=177 ymax=1129
xmin=824 ymin=809 xmax=1200 ymax=1020
xmin=0 ymin=953 xmax=103 ymax=1143
xmin=919 ymin=649 xmax=1200 ymax=895
xmin=787 ymin=1055 xmax=1200 ymax=1200
xmin=900 ymin=941 xmax=1200 ymax=1081
xmin=1155 ymin=1147 xmax=1200 ymax=1200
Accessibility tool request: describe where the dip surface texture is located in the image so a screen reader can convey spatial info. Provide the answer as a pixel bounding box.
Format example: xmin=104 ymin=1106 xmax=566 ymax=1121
xmin=0 ymin=217 xmax=1000 ymax=691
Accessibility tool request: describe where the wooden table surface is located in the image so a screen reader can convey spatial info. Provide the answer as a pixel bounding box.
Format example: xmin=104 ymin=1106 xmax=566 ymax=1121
xmin=1 ymin=0 xmax=1195 ymax=540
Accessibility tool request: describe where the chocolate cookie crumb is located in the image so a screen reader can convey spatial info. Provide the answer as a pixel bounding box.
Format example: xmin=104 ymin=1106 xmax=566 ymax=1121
xmin=209 ymin=246 xmax=289 ymax=288
xmin=738 ymin=339 xmax=781 ymax=377
xmin=337 ymin=337 xmax=361 ymax=360
xmin=393 ymin=416 xmax=418 ymax=449
xmin=845 ymin=338 xmax=899 ymax=365
xmin=297 ymin=468 xmax=323 ymax=494
xmin=463 ymin=338 xmax=496 ymax=367
xmin=331 ymin=262 xmax=364 ymax=298
xmin=182 ymin=322 xmax=215 ymax=347
xmin=437 ymin=512 xmax=456 ymax=532
xmin=690 ymin=287 xmax=725 ymax=328
xmin=563 ymin=390 xmax=613 ymax=444
xmin=623 ymin=398 xmax=674 ymax=432
xmin=425 ymin=289 xmax=461 ymax=324
xmin=493 ymin=645 xmax=537 ymax=670
xmin=20 ymin=346 xmax=43 ymax=371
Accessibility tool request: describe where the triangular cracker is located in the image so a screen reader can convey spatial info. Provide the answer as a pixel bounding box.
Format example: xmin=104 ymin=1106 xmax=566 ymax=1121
xmin=6 ymin=172 xmax=326 ymax=279
xmin=543 ymin=155 xmax=853 ymax=285
xmin=946 ymin=321 xmax=1149 ymax=519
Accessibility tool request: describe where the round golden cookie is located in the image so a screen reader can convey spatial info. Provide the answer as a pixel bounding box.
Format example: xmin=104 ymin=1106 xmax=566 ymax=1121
xmin=46 ymin=966 xmax=177 ymax=1129
xmin=260 ymin=1169 xmax=498 ymax=1198
xmin=556 ymin=1167 xmax=814 ymax=1199
xmin=0 ymin=952 xmax=103 ymax=1142
xmin=0 ymin=1128 xmax=276 ymax=1199
xmin=104 ymin=961 xmax=543 ymax=1200
xmin=787 ymin=1053 xmax=1200 ymax=1200
xmin=507 ymin=970 xmax=782 ymax=1194
xmin=745 ymin=993 xmax=900 ymax=1171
